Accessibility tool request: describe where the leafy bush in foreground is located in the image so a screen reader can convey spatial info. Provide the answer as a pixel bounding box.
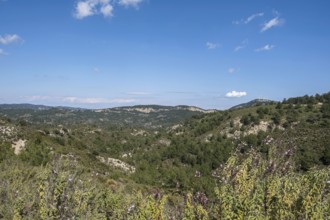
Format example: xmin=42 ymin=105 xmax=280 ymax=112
xmin=1 ymin=145 xmax=329 ymax=219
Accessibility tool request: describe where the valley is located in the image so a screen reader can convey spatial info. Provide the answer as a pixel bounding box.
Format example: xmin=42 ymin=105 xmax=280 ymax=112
xmin=0 ymin=92 xmax=329 ymax=219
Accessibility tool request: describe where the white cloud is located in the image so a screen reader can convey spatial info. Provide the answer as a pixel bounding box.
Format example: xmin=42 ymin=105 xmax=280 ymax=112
xmin=0 ymin=48 xmax=7 ymax=56
xmin=0 ymin=34 xmax=22 ymax=45
xmin=75 ymin=1 xmax=94 ymax=18
xmin=261 ymin=17 xmax=283 ymax=32
xmin=206 ymin=42 xmax=219 ymax=49
xmin=226 ymin=91 xmax=247 ymax=98
xmin=73 ymin=0 xmax=145 ymax=19
xmin=74 ymin=0 xmax=113 ymax=19
xmin=234 ymin=39 xmax=248 ymax=52
xmin=255 ymin=44 xmax=275 ymax=52
xmin=100 ymin=3 xmax=113 ymax=16
xmin=118 ymin=0 xmax=144 ymax=8
xmin=245 ymin=12 xmax=264 ymax=24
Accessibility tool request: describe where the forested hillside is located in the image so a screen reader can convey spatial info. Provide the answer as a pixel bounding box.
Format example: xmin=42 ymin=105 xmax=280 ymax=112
xmin=0 ymin=92 xmax=330 ymax=219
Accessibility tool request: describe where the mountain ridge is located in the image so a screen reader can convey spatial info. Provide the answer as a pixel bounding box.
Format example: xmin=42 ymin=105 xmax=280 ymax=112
xmin=0 ymin=100 xmax=275 ymax=112
xmin=0 ymin=103 xmax=211 ymax=129
xmin=230 ymin=98 xmax=276 ymax=110
xmin=0 ymin=103 xmax=215 ymax=112
xmin=0 ymin=92 xmax=329 ymax=219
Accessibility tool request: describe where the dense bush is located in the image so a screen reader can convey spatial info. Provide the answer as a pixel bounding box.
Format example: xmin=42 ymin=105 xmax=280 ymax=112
xmin=19 ymin=143 xmax=50 ymax=166
xmin=1 ymin=92 xmax=330 ymax=219
xmin=1 ymin=146 xmax=329 ymax=219
xmin=0 ymin=142 xmax=14 ymax=162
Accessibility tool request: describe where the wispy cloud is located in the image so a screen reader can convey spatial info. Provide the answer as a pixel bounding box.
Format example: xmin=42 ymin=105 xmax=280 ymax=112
xmin=0 ymin=48 xmax=8 ymax=56
xmin=255 ymin=44 xmax=275 ymax=52
xmin=126 ymin=92 xmax=150 ymax=95
xmin=206 ymin=42 xmax=219 ymax=49
xmin=233 ymin=12 xmax=264 ymax=25
xmin=167 ymin=91 xmax=197 ymax=94
xmin=74 ymin=0 xmax=145 ymax=19
xmin=93 ymin=67 xmax=101 ymax=73
xmin=225 ymin=91 xmax=247 ymax=98
xmin=261 ymin=17 xmax=284 ymax=32
xmin=245 ymin=12 xmax=264 ymax=24
xmin=24 ymin=96 xmax=138 ymax=105
xmin=272 ymin=9 xmax=280 ymax=17
xmin=24 ymin=96 xmax=53 ymax=102
xmin=74 ymin=0 xmax=113 ymax=19
xmin=232 ymin=20 xmax=240 ymax=25
xmin=0 ymin=34 xmax=22 ymax=45
xmin=227 ymin=67 xmax=239 ymax=74
xmin=118 ymin=0 xmax=144 ymax=8
xmin=63 ymin=97 xmax=137 ymax=104
xmin=234 ymin=39 xmax=248 ymax=52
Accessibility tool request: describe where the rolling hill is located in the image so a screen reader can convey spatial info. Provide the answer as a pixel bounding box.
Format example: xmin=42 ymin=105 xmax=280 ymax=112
xmin=0 ymin=104 xmax=213 ymax=129
xmin=0 ymin=92 xmax=329 ymax=219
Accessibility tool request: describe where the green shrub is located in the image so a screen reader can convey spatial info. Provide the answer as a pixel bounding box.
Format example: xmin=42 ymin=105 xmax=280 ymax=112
xmin=0 ymin=142 xmax=14 ymax=162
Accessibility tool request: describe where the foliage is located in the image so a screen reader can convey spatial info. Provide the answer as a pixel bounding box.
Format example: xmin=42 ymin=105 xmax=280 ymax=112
xmin=0 ymin=142 xmax=14 ymax=162
xmin=1 ymin=147 xmax=329 ymax=219
xmin=19 ymin=142 xmax=50 ymax=166
xmin=214 ymin=147 xmax=330 ymax=219
xmin=0 ymin=92 xmax=330 ymax=218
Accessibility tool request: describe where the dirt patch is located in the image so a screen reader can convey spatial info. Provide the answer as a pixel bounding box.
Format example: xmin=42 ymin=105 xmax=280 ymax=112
xmin=97 ymin=156 xmax=135 ymax=173
xmin=246 ymin=121 xmax=270 ymax=135
xmin=12 ymin=139 xmax=27 ymax=155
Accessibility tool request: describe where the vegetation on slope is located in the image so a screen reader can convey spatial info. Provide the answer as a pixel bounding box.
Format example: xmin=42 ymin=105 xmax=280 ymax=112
xmin=0 ymin=92 xmax=329 ymax=219
xmin=1 ymin=142 xmax=329 ymax=219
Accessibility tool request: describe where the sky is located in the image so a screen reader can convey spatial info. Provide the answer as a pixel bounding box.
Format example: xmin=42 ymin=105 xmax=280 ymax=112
xmin=0 ymin=0 xmax=330 ymax=109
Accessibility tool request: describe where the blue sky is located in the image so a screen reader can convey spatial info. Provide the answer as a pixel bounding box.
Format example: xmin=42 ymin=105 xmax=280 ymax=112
xmin=0 ymin=0 xmax=329 ymax=109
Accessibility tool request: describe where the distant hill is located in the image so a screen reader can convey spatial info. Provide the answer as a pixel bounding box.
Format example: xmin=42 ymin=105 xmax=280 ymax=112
xmin=0 ymin=92 xmax=330 ymax=219
xmin=0 ymin=103 xmax=53 ymax=110
xmin=0 ymin=104 xmax=213 ymax=129
xmin=100 ymin=105 xmax=215 ymax=113
xmin=230 ymin=99 xmax=276 ymax=110
xmin=0 ymin=104 xmax=81 ymax=111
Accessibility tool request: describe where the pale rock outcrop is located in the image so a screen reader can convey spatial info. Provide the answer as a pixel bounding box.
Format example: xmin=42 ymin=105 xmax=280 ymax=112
xmin=97 ymin=156 xmax=135 ymax=173
xmin=12 ymin=139 xmax=27 ymax=155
